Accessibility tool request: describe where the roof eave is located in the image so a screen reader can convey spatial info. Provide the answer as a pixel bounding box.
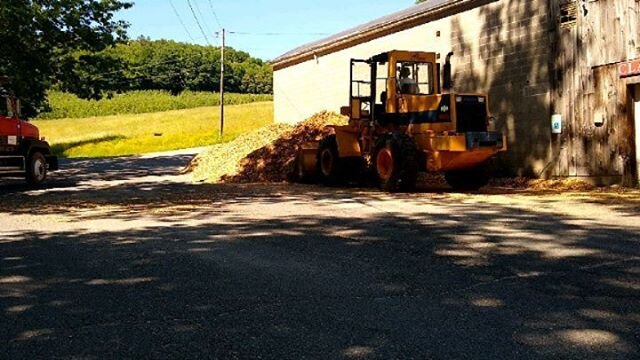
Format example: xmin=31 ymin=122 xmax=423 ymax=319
xmin=272 ymin=0 xmax=490 ymax=71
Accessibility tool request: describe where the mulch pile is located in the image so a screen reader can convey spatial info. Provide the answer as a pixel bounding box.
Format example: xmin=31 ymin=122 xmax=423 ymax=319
xmin=187 ymin=124 xmax=292 ymax=182
xmin=416 ymin=175 xmax=601 ymax=191
xmin=490 ymin=177 xmax=597 ymax=191
xmin=187 ymin=111 xmax=347 ymax=183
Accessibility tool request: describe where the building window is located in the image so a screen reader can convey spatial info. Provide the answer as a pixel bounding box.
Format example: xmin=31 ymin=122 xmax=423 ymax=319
xmin=559 ymin=1 xmax=578 ymax=27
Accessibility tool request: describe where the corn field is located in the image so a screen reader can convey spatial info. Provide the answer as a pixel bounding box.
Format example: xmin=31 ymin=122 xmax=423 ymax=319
xmin=38 ymin=91 xmax=273 ymax=120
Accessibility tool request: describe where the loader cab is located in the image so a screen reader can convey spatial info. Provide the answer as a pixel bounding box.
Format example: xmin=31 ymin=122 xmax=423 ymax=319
xmin=348 ymin=51 xmax=451 ymax=131
xmin=346 ymin=50 xmax=490 ymax=134
xmin=382 ymin=51 xmax=439 ymax=113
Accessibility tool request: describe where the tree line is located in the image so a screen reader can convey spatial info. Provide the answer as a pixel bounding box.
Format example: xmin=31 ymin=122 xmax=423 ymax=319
xmin=55 ymin=38 xmax=273 ymax=101
xmin=0 ymin=1 xmax=272 ymax=118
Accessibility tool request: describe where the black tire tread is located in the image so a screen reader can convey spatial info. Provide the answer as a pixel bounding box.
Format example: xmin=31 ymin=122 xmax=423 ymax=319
xmin=316 ymin=135 xmax=343 ymax=186
xmin=25 ymin=151 xmax=47 ymax=187
xmin=373 ymin=133 xmax=418 ymax=192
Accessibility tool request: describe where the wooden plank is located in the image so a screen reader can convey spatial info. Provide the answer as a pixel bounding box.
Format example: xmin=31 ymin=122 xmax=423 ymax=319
xmin=564 ymin=0 xmax=640 ymax=184
xmin=589 ymin=65 xmax=636 ymax=183
xmin=618 ymin=76 xmax=636 ymax=185
xmin=547 ymin=0 xmax=560 ymax=177
xmin=583 ymin=0 xmax=638 ymax=67
xmin=567 ymin=13 xmax=578 ymax=177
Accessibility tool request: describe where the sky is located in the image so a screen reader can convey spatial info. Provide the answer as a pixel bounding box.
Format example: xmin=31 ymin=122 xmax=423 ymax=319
xmin=118 ymin=0 xmax=417 ymax=60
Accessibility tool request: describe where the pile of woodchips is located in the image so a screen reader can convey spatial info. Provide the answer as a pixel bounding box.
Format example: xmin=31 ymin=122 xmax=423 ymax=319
xmin=187 ymin=111 xmax=347 ymax=183
xmin=490 ymin=177 xmax=597 ymax=191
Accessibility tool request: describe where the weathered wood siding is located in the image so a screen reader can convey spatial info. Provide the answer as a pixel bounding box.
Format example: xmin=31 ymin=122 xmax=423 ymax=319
xmin=552 ymin=0 xmax=640 ymax=184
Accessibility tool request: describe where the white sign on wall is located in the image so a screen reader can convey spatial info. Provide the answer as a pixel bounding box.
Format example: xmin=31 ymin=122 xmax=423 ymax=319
xmin=551 ymin=114 xmax=562 ymax=134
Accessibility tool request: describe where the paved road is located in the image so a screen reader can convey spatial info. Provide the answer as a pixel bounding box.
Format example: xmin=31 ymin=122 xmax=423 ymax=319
xmin=1 ymin=152 xmax=640 ymax=359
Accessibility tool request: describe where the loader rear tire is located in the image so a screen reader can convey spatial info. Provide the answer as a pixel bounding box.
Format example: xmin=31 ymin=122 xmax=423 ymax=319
xmin=316 ymin=135 xmax=344 ymax=186
xmin=373 ymin=133 xmax=418 ymax=192
xmin=445 ymin=166 xmax=490 ymax=191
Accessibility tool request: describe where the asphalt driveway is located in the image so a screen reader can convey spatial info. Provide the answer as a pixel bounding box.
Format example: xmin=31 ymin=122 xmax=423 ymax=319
xmin=1 ymin=151 xmax=639 ymax=359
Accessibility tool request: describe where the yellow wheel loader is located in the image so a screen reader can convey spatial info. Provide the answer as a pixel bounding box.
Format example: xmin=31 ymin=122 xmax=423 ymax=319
xmin=296 ymin=50 xmax=507 ymax=192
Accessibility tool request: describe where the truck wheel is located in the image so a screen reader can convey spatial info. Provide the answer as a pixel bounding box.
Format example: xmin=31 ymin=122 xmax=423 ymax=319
xmin=316 ymin=135 xmax=344 ymax=186
xmin=373 ymin=133 xmax=418 ymax=192
xmin=26 ymin=151 xmax=47 ymax=186
xmin=445 ymin=166 xmax=490 ymax=191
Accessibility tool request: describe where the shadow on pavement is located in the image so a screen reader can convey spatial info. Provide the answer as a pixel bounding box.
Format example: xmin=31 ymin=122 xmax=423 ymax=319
xmin=1 ymin=152 xmax=639 ymax=358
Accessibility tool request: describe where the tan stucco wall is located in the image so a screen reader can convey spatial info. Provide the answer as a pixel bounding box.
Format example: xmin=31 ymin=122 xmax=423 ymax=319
xmin=274 ymin=0 xmax=551 ymax=176
xmin=273 ymin=20 xmax=455 ymax=125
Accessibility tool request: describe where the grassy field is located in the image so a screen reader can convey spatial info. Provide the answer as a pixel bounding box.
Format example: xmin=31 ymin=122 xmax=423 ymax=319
xmin=33 ymin=102 xmax=273 ymax=158
xmin=38 ymin=91 xmax=273 ymax=120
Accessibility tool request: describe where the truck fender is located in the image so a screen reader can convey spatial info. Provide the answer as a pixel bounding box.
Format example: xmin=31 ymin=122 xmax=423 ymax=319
xmin=20 ymin=139 xmax=52 ymax=157
xmin=19 ymin=139 xmax=58 ymax=170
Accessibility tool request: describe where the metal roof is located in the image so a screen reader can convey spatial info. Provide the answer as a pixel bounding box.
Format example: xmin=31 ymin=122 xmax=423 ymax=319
xmin=272 ymin=0 xmax=473 ymax=70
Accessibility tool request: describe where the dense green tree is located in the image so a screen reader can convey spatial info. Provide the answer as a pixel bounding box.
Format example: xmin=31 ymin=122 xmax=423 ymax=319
xmin=0 ymin=0 xmax=132 ymax=117
xmin=56 ymin=52 xmax=128 ymax=100
xmin=54 ymin=39 xmax=273 ymax=98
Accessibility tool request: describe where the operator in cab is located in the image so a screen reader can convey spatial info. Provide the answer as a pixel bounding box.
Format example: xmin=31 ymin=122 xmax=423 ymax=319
xmin=398 ymin=65 xmax=418 ymax=94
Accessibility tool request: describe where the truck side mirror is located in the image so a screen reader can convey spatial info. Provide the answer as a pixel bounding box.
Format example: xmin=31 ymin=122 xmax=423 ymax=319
xmin=15 ymin=99 xmax=21 ymax=117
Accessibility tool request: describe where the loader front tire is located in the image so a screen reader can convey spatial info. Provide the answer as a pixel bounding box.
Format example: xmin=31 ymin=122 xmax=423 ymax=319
xmin=373 ymin=133 xmax=418 ymax=192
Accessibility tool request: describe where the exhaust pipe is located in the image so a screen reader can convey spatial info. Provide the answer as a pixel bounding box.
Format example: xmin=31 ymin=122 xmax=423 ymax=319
xmin=443 ymin=52 xmax=454 ymax=92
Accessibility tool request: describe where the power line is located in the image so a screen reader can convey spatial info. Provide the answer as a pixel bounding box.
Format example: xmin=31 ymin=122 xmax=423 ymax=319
xmin=192 ymin=0 xmax=214 ymax=36
xmin=228 ymin=31 xmax=331 ymax=36
xmin=168 ymin=0 xmax=196 ymax=42
xmin=207 ymin=0 xmax=223 ymax=29
xmin=185 ymin=0 xmax=211 ymax=45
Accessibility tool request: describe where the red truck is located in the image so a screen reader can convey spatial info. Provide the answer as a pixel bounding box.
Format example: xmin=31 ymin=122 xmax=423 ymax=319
xmin=0 ymin=89 xmax=58 ymax=186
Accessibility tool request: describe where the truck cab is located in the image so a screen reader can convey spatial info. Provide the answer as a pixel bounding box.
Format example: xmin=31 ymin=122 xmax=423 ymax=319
xmin=0 ymin=90 xmax=58 ymax=186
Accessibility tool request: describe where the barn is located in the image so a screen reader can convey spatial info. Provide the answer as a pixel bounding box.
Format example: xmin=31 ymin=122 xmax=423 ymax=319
xmin=271 ymin=0 xmax=640 ymax=186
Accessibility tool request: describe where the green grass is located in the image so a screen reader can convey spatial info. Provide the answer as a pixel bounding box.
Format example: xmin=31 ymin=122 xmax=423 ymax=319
xmin=33 ymin=102 xmax=273 ymax=158
xmin=38 ymin=90 xmax=273 ymax=120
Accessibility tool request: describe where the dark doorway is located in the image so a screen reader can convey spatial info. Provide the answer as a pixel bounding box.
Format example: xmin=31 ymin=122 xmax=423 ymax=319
xmin=632 ymin=84 xmax=640 ymax=186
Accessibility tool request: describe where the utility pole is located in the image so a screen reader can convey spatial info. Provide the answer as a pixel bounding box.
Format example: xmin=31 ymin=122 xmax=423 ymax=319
xmin=219 ymin=28 xmax=225 ymax=138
